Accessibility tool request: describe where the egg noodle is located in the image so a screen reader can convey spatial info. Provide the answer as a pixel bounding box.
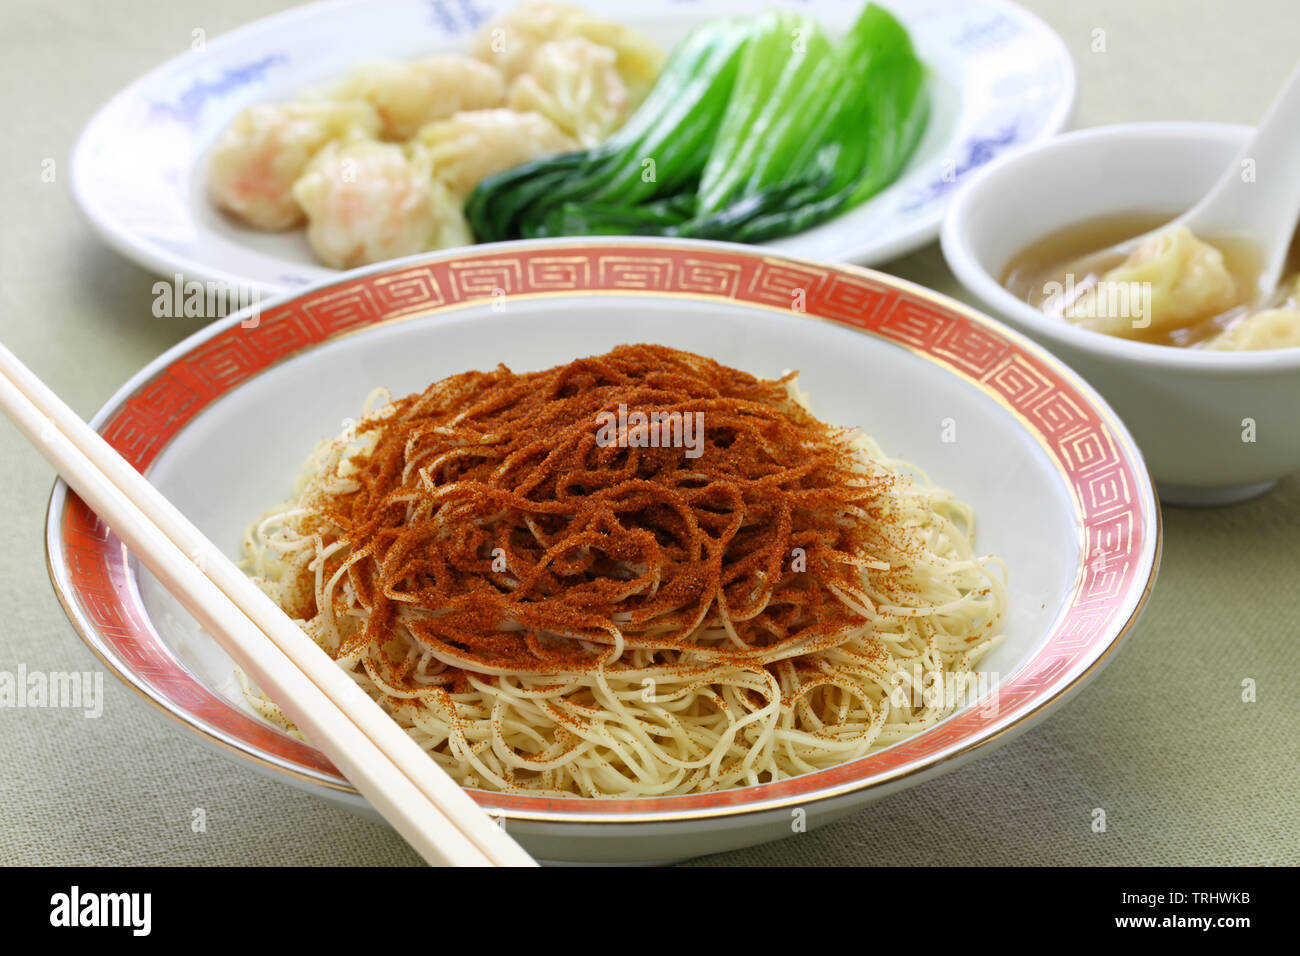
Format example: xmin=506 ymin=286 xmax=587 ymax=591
xmin=239 ymin=346 xmax=1006 ymax=798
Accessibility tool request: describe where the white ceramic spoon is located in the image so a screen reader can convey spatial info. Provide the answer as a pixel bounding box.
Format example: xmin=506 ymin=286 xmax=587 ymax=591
xmin=1061 ymin=61 xmax=1300 ymax=301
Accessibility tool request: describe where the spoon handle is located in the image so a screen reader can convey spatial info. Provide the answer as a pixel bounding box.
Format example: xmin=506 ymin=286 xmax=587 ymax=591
xmin=1187 ymin=60 xmax=1300 ymax=285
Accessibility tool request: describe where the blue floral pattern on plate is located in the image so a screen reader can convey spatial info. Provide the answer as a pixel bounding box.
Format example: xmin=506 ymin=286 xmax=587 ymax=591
xmin=149 ymin=54 xmax=288 ymax=125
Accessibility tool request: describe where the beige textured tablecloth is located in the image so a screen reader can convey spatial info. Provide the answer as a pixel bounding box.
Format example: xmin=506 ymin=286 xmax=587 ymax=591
xmin=1 ymin=0 xmax=1296 ymax=867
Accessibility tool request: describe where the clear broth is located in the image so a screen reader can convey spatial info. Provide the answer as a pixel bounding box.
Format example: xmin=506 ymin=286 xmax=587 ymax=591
xmin=1001 ymin=212 xmax=1299 ymax=348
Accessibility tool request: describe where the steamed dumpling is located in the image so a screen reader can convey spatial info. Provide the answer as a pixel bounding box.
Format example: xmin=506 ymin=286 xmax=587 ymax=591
xmin=507 ymin=38 xmax=630 ymax=147
xmin=335 ymin=55 xmax=506 ymax=141
xmin=291 ymin=139 xmax=471 ymax=269
xmin=472 ymin=1 xmax=662 ymax=105
xmin=414 ymin=109 xmax=576 ymax=196
xmin=1066 ymin=225 xmax=1238 ymax=337
xmin=207 ymin=99 xmax=380 ymax=230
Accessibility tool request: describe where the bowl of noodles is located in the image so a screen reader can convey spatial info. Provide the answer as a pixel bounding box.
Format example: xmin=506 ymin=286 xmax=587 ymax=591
xmin=45 ymin=239 xmax=1159 ymax=863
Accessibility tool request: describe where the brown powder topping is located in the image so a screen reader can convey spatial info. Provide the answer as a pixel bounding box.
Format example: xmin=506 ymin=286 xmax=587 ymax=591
xmin=311 ymin=344 xmax=899 ymax=681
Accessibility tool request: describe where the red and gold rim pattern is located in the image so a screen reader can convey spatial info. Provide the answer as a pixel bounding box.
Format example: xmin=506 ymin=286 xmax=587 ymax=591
xmin=49 ymin=242 xmax=1155 ymax=820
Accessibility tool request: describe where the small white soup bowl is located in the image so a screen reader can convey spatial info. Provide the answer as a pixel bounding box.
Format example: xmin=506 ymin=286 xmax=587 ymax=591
xmin=942 ymin=122 xmax=1300 ymax=505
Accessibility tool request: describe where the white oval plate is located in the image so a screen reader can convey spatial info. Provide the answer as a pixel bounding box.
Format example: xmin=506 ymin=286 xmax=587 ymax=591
xmin=47 ymin=239 xmax=1157 ymax=863
xmin=70 ymin=0 xmax=1074 ymax=295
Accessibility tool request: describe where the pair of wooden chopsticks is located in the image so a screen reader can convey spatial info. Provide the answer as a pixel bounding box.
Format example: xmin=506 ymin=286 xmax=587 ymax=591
xmin=0 ymin=340 xmax=535 ymax=867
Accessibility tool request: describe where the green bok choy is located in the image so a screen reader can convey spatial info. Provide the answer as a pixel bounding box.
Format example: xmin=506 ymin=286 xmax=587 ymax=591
xmin=465 ymin=3 xmax=928 ymax=244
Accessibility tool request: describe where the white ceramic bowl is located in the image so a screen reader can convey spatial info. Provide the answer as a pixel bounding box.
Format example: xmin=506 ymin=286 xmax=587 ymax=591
xmin=46 ymin=239 xmax=1159 ymax=863
xmin=942 ymin=122 xmax=1300 ymax=505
